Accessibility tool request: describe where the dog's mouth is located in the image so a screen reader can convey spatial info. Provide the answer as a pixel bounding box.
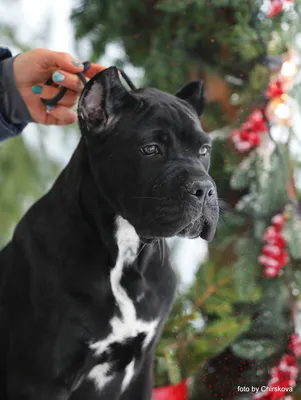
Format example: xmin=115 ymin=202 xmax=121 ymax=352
xmin=177 ymin=217 xmax=216 ymax=241
xmin=125 ymin=192 xmax=219 ymax=242
xmin=200 ymin=219 xmax=212 ymax=240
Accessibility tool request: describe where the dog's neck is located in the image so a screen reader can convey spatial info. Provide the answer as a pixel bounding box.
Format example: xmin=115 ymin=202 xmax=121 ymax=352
xmin=55 ymin=139 xmax=148 ymax=270
xmin=47 ymin=139 xmax=149 ymax=299
xmin=61 ymin=139 xmax=118 ymax=258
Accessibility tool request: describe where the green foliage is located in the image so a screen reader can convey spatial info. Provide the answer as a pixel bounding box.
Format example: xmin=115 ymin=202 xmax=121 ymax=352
xmin=72 ymin=0 xmax=278 ymax=92
xmin=230 ymin=152 xmax=258 ymax=191
xmin=283 ymin=204 xmax=301 ymax=261
xmin=154 ymin=255 xmax=261 ymax=387
xmin=234 ymin=147 xmax=289 ymax=219
xmin=0 ymin=135 xmax=59 ymax=247
xmin=233 ymin=237 xmax=262 ymax=302
xmin=3 ymin=0 xmax=300 ymax=398
xmin=231 ymin=338 xmax=279 ymax=361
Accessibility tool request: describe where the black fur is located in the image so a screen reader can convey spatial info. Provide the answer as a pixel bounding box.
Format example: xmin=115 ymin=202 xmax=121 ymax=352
xmin=0 ymin=67 xmax=218 ymax=399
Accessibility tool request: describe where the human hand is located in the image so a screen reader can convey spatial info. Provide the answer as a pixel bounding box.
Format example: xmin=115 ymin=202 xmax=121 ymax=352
xmin=13 ymin=48 xmax=106 ymax=125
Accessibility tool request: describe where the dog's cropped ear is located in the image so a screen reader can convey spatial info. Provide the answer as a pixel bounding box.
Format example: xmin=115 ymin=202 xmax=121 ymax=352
xmin=175 ymin=81 xmax=205 ymax=117
xmin=78 ymin=66 xmax=137 ymax=135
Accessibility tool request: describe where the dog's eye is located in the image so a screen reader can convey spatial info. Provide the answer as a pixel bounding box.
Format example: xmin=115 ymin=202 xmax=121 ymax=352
xmin=199 ymin=145 xmax=211 ymax=157
xmin=141 ymin=145 xmax=160 ymax=156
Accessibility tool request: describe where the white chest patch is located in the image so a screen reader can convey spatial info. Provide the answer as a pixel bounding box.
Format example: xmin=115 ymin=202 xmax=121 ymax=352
xmin=88 ymin=216 xmax=159 ymax=393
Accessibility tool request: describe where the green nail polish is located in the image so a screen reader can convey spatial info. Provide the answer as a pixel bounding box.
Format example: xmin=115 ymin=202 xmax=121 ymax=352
xmin=46 ymin=105 xmax=55 ymax=112
xmin=32 ymin=85 xmax=43 ymax=94
xmin=72 ymin=60 xmax=83 ymax=67
xmin=53 ymin=72 xmax=65 ymax=82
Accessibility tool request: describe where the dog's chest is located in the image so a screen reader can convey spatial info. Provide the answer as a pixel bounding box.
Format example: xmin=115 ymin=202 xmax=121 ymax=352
xmin=87 ymin=217 xmax=159 ymax=393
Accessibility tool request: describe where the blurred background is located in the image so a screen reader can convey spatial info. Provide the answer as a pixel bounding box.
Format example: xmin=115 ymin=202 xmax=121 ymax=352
xmin=1 ymin=0 xmax=301 ymax=398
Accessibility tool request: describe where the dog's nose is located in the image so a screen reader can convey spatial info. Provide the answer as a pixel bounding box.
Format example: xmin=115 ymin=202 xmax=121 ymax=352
xmin=186 ymin=180 xmax=215 ymax=202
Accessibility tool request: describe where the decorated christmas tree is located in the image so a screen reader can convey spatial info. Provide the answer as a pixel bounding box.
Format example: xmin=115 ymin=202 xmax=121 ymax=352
xmin=72 ymin=0 xmax=301 ymax=398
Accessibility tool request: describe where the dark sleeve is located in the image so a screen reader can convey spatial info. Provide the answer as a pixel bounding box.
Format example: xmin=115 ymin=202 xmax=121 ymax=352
xmin=0 ymin=47 xmax=33 ymax=143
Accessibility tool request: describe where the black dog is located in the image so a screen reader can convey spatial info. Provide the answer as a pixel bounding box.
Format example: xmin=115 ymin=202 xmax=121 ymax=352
xmin=0 ymin=67 xmax=219 ymax=400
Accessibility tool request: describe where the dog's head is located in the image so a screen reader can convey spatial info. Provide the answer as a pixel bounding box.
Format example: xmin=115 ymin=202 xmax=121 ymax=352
xmin=78 ymin=67 xmax=219 ymax=241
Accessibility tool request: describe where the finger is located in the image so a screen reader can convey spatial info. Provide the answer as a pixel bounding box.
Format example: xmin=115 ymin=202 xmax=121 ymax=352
xmin=32 ymin=85 xmax=78 ymax=107
xmin=52 ymin=70 xmax=84 ymax=93
xmin=84 ymin=63 xmax=107 ymax=79
xmin=48 ymin=51 xmax=84 ymax=74
xmin=44 ymin=105 xmax=77 ymax=125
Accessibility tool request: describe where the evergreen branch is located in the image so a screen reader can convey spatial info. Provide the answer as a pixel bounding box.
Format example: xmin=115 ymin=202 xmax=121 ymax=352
xmin=166 ymin=275 xmax=233 ymax=329
xmin=246 ymin=0 xmax=267 ymax=60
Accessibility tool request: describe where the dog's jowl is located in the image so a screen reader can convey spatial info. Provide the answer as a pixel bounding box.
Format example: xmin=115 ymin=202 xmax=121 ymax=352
xmin=0 ymin=67 xmax=219 ymax=400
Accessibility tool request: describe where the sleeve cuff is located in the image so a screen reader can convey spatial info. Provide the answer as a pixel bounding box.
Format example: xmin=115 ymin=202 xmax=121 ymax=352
xmin=0 ymin=110 xmax=27 ymax=143
xmin=1 ymin=56 xmax=33 ymax=124
xmin=0 ymin=48 xmax=12 ymax=61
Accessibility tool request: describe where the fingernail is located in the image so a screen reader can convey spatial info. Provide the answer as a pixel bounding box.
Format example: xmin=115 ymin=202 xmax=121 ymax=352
xmin=32 ymin=85 xmax=43 ymax=94
xmin=53 ymin=72 xmax=65 ymax=82
xmin=72 ymin=60 xmax=83 ymax=67
xmin=46 ymin=105 xmax=55 ymax=112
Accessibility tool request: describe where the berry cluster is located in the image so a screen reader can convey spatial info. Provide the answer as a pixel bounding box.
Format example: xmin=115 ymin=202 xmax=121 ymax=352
xmin=254 ymin=353 xmax=298 ymax=399
xmin=259 ymin=214 xmax=289 ymax=278
xmin=268 ymin=0 xmax=293 ymax=18
xmin=231 ymin=109 xmax=268 ymax=153
xmin=266 ymin=79 xmax=284 ymax=99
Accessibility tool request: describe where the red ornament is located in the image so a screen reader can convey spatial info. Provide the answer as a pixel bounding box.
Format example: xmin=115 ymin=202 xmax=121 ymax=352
xmin=268 ymin=0 xmax=283 ymax=18
xmin=152 ymin=380 xmax=188 ymax=400
xmin=266 ymin=80 xmax=284 ymax=99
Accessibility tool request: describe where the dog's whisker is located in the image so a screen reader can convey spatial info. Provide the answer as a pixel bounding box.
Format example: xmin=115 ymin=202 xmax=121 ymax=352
xmin=131 ymin=196 xmax=168 ymax=201
xmin=161 ymin=239 xmax=166 ymax=268
xmin=158 ymin=239 xmax=162 ymax=265
xmin=144 ymin=206 xmax=168 ymax=229
xmin=134 ymin=242 xmax=148 ymax=262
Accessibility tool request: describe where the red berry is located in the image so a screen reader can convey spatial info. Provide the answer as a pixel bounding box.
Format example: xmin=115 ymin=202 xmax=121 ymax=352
xmin=247 ymin=110 xmax=268 ymax=133
xmin=248 ymin=132 xmax=261 ymax=146
xmin=268 ymin=1 xmax=283 ymax=18
xmin=266 ymin=80 xmax=284 ymax=98
xmin=277 ymin=250 xmax=289 ymax=268
xmin=241 ymin=121 xmax=252 ymax=131
xmin=272 ymin=213 xmax=285 ymax=230
xmin=262 ymin=244 xmax=281 ymax=258
xmin=263 ymin=226 xmax=286 ymax=247
xmin=263 ymin=226 xmax=278 ymax=241
xmin=264 ymin=266 xmax=279 ymax=278
xmin=240 ymin=130 xmax=249 ymax=141
xmin=259 ymin=255 xmax=280 ymax=269
xmin=235 ymin=141 xmax=252 ymax=153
